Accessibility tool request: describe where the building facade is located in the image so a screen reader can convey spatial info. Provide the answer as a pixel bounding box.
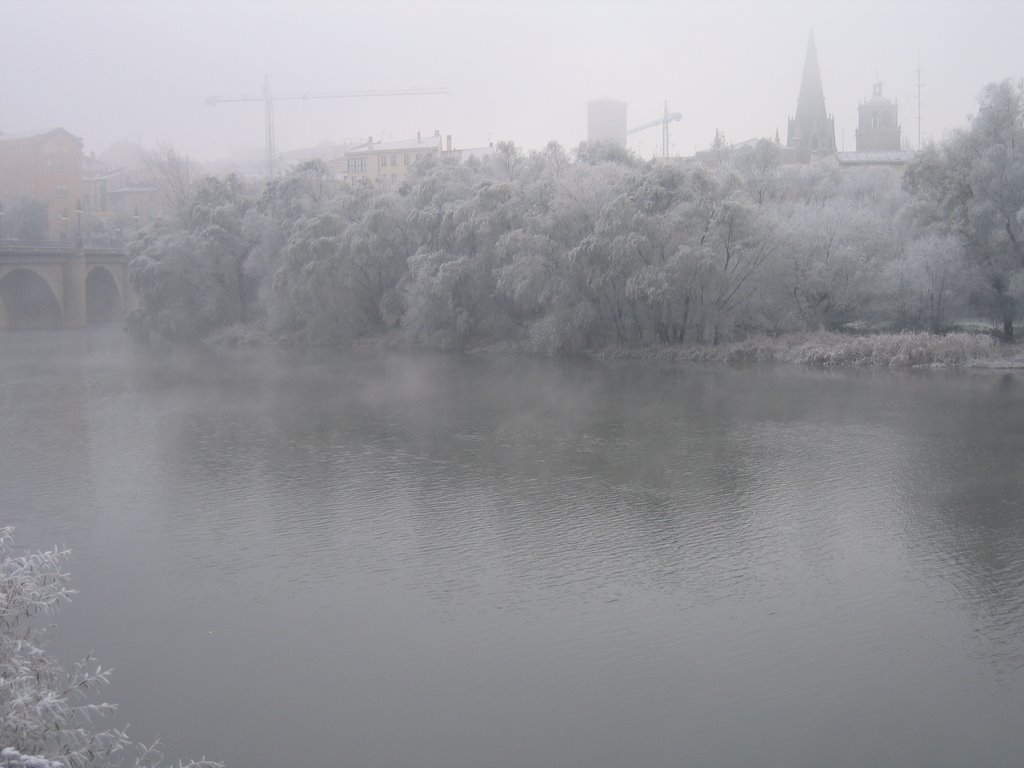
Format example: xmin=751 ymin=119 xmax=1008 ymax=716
xmin=0 ymin=128 xmax=84 ymax=241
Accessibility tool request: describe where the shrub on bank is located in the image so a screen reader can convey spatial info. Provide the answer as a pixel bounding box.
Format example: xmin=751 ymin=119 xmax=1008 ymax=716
xmin=782 ymin=331 xmax=997 ymax=367
xmin=595 ymin=331 xmax=1012 ymax=368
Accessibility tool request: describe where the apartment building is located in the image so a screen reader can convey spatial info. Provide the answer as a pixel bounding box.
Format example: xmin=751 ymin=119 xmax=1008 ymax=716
xmin=0 ymin=128 xmax=84 ymax=240
xmin=339 ymin=131 xmax=446 ymax=188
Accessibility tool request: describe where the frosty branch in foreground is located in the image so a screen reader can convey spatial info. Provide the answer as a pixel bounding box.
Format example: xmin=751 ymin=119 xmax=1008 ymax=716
xmin=0 ymin=527 xmax=222 ymax=768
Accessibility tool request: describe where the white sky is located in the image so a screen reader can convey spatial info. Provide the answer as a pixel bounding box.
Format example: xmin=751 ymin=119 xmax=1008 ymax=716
xmin=2 ymin=0 xmax=1022 ymax=163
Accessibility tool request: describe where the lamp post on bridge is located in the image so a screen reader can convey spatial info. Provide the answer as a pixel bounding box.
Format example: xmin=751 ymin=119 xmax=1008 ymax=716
xmin=75 ymin=199 xmax=83 ymax=250
xmin=59 ymin=208 xmax=69 ymax=242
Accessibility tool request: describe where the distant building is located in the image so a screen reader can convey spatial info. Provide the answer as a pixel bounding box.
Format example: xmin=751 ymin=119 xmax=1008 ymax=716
xmin=450 ymin=144 xmax=496 ymax=164
xmin=786 ymin=32 xmax=836 ymax=159
xmin=0 ymin=128 xmax=84 ymax=240
xmin=277 ymin=141 xmax=354 ymax=174
xmin=856 ymin=82 xmax=902 ymax=151
xmin=587 ymin=99 xmax=628 ymax=148
xmin=694 ymin=132 xmax=763 ymax=165
xmin=692 ymin=130 xmax=817 ymax=167
xmin=81 ymin=165 xmax=125 ymax=235
xmin=694 ymin=36 xmax=916 ymax=169
xmin=337 ymin=131 xmax=445 ymax=188
xmin=82 ymin=143 xmax=164 ymax=239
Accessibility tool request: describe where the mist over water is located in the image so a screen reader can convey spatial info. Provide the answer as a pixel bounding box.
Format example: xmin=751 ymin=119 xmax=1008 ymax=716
xmin=3 ymin=329 xmax=1024 ymax=768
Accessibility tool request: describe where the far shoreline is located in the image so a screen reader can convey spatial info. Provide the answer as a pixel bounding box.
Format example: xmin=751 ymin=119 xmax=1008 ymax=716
xmin=205 ymin=325 xmax=1024 ymax=370
xmin=588 ymin=330 xmax=1024 ymax=369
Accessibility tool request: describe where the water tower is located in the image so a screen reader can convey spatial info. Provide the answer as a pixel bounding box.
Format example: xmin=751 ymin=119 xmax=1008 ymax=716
xmin=587 ymin=99 xmax=627 ymax=148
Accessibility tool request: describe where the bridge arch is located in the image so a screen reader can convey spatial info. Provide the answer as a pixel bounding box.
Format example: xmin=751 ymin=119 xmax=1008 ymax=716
xmin=86 ymin=265 xmax=123 ymax=324
xmin=0 ymin=268 xmax=64 ymax=330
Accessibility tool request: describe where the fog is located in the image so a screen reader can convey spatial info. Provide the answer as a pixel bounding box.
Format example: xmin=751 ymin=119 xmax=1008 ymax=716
xmin=3 ymin=0 xmax=1022 ymax=161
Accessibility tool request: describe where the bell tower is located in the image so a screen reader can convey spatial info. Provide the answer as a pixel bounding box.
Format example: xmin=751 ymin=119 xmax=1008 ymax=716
xmin=855 ymin=82 xmax=902 ymax=151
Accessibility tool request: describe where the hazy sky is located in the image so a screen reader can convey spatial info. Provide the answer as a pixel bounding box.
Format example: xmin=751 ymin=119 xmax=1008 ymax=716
xmin=3 ymin=0 xmax=1022 ymax=164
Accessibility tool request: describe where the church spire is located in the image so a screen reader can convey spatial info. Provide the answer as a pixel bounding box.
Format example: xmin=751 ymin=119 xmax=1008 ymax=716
xmin=787 ymin=30 xmax=836 ymax=156
xmin=796 ymin=31 xmax=827 ymax=124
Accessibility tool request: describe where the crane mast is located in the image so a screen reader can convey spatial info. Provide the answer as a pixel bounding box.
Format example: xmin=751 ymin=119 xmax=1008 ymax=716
xmin=626 ymin=101 xmax=682 ymax=158
xmin=207 ymin=76 xmax=449 ymax=177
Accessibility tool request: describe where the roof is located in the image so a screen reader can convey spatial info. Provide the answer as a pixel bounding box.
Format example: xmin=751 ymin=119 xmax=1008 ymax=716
xmin=730 ymin=137 xmax=768 ymax=151
xmin=456 ymin=145 xmax=496 ymax=162
xmin=0 ymin=128 xmax=83 ymax=145
xmin=347 ymin=134 xmax=443 ymax=154
xmin=110 ymin=184 xmax=158 ymax=195
xmin=83 ymin=171 xmax=125 ymax=182
xmin=835 ymin=150 xmax=915 ymax=166
xmin=694 ymin=136 xmax=774 ymax=155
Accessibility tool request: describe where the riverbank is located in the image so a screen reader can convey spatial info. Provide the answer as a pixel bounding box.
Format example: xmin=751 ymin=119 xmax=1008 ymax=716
xmin=208 ymin=324 xmax=1024 ymax=368
xmin=594 ymin=330 xmax=1024 ymax=368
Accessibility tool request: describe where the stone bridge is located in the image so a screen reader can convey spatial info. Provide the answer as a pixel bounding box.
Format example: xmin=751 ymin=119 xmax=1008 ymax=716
xmin=0 ymin=243 xmax=137 ymax=330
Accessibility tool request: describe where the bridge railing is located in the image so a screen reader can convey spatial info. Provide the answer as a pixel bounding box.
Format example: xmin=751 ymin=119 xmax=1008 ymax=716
xmin=0 ymin=239 xmax=73 ymax=251
xmin=0 ymin=238 xmax=127 ymax=256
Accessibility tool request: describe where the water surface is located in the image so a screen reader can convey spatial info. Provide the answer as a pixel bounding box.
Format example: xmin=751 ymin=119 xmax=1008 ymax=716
xmin=2 ymin=329 xmax=1023 ymax=768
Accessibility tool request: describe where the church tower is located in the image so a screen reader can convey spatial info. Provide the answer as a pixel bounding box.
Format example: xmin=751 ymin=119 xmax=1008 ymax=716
xmin=787 ymin=31 xmax=837 ymax=158
xmin=855 ymin=82 xmax=902 ymax=151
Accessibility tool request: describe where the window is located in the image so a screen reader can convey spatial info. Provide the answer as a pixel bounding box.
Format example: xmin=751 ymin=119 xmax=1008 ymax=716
xmin=391 ymin=154 xmax=398 ymax=166
xmin=347 ymin=156 xmax=367 ymax=173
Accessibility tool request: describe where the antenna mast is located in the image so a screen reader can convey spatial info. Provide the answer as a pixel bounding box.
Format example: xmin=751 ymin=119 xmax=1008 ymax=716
xmin=264 ymin=76 xmax=276 ymax=178
xmin=916 ymin=58 xmax=924 ymax=149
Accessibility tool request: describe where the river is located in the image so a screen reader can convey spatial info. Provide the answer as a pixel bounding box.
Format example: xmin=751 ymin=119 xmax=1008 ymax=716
xmin=2 ymin=328 xmax=1023 ymax=768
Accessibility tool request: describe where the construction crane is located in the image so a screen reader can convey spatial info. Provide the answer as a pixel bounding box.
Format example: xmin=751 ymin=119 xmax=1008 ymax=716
xmin=206 ymin=76 xmax=448 ymax=177
xmin=627 ymin=101 xmax=682 ymax=158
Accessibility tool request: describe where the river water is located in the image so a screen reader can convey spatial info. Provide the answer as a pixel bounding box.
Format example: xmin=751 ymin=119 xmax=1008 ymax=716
xmin=2 ymin=328 xmax=1023 ymax=768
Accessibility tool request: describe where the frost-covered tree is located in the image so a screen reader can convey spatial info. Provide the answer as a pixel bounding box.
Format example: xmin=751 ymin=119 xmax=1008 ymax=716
xmin=736 ymin=139 xmax=783 ymax=206
xmin=121 ymin=119 xmax=1005 ymax=351
xmin=572 ymin=140 xmax=639 ymax=167
xmin=3 ymin=196 xmax=49 ymax=241
xmin=127 ymin=176 xmax=260 ymax=341
xmin=906 ymin=79 xmax=1024 ymax=339
xmin=759 ymin=165 xmax=908 ymax=333
xmin=0 ymin=528 xmax=220 ymax=768
xmin=143 ymin=143 xmax=195 ymax=224
xmin=492 ymin=141 xmax=522 ymax=182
